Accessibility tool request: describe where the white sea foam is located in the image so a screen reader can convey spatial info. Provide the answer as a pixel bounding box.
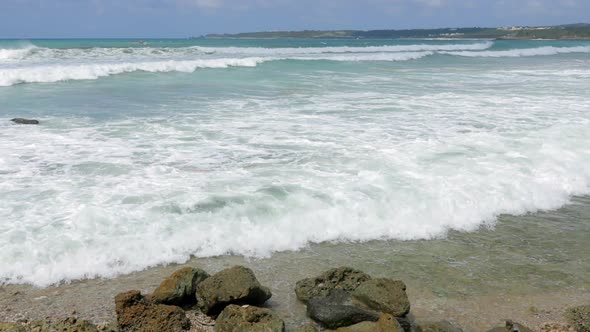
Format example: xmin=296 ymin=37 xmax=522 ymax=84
xmin=441 ymin=45 xmax=590 ymax=57
xmin=1 ymin=77 xmax=590 ymax=286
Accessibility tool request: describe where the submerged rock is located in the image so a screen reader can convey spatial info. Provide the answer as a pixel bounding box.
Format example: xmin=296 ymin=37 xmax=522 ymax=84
xmin=306 ymin=289 xmax=380 ymax=329
xmin=295 ymin=267 xmax=371 ymax=303
xmin=566 ymin=305 xmax=590 ymax=332
xmin=417 ymin=320 xmax=464 ymax=332
xmin=215 ymin=305 xmax=285 ymax=332
xmin=0 ymin=323 xmax=26 ymax=332
xmin=334 ymin=314 xmax=403 ymax=332
xmin=487 ymin=320 xmax=534 ymax=332
xmin=115 ymin=290 xmax=190 ymax=332
xmin=10 ymin=118 xmax=39 ymax=125
xmin=196 ymin=266 xmax=272 ymax=315
xmin=295 ymin=324 xmax=320 ymax=332
xmin=151 ymin=267 xmax=209 ymax=306
xmin=28 ymin=318 xmax=99 ymax=332
xmin=352 ymin=278 xmax=410 ymax=317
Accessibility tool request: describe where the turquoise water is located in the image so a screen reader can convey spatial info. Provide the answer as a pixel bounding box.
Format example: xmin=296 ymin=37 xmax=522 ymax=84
xmin=0 ymin=38 xmax=589 ymax=286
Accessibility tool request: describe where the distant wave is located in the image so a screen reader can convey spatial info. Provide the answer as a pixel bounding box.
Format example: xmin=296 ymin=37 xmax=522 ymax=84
xmin=191 ymin=41 xmax=494 ymax=55
xmin=0 ymin=52 xmax=431 ymax=86
xmin=441 ymin=45 xmax=590 ymax=57
xmin=0 ymin=41 xmax=38 ymax=61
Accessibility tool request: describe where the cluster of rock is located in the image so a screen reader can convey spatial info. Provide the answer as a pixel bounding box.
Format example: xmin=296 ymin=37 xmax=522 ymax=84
xmin=0 ymin=266 xmax=589 ymax=332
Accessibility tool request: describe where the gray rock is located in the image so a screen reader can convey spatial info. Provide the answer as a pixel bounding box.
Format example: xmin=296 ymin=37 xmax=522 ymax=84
xmin=566 ymin=305 xmax=590 ymax=332
xmin=151 ymin=267 xmax=209 ymax=306
xmin=295 ymin=267 xmax=371 ymax=303
xmin=306 ymin=289 xmax=380 ymax=329
xmin=352 ymin=278 xmax=410 ymax=317
xmin=417 ymin=320 xmax=464 ymax=332
xmin=486 ymin=320 xmax=534 ymax=332
xmin=215 ymin=305 xmax=285 ymax=332
xmin=196 ymin=266 xmax=272 ymax=315
xmin=11 ymin=118 xmax=39 ymax=125
xmin=115 ymin=290 xmax=190 ymax=332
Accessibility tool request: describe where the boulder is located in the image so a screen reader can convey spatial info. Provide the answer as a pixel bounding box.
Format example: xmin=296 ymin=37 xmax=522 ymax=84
xmin=334 ymin=314 xmax=403 ymax=332
xmin=295 ymin=267 xmax=371 ymax=303
xmin=486 ymin=320 xmax=533 ymax=332
xmin=0 ymin=323 xmax=26 ymax=332
xmin=151 ymin=267 xmax=209 ymax=306
xmin=11 ymin=118 xmax=39 ymax=125
xmin=417 ymin=320 xmax=464 ymax=332
xmin=196 ymin=266 xmax=272 ymax=315
xmin=306 ymin=289 xmax=380 ymax=329
xmin=215 ymin=305 xmax=285 ymax=332
xmin=115 ymin=290 xmax=190 ymax=332
xmin=566 ymin=305 xmax=590 ymax=332
xmin=352 ymin=278 xmax=410 ymax=317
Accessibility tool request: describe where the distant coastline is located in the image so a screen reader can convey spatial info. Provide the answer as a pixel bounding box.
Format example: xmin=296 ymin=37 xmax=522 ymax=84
xmin=195 ymin=23 xmax=590 ymax=40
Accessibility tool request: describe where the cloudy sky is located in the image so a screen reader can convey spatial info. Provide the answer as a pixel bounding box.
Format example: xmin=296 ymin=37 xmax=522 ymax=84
xmin=1 ymin=0 xmax=588 ymax=38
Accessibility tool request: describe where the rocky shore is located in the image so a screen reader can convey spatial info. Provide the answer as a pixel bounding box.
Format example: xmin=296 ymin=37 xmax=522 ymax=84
xmin=1 ymin=266 xmax=588 ymax=332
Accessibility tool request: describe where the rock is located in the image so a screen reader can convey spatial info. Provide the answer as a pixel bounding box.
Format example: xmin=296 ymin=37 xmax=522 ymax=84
xmin=306 ymin=289 xmax=380 ymax=329
xmin=215 ymin=305 xmax=285 ymax=332
xmin=0 ymin=322 xmax=26 ymax=332
xmin=295 ymin=267 xmax=372 ymax=303
xmin=28 ymin=318 xmax=99 ymax=332
xmin=295 ymin=324 xmax=319 ymax=332
xmin=334 ymin=314 xmax=403 ymax=332
xmin=417 ymin=320 xmax=464 ymax=332
xmin=10 ymin=118 xmax=39 ymax=125
xmin=151 ymin=267 xmax=209 ymax=306
xmin=487 ymin=320 xmax=534 ymax=332
xmin=566 ymin=305 xmax=590 ymax=332
xmin=115 ymin=290 xmax=190 ymax=332
xmin=352 ymin=278 xmax=410 ymax=317
xmin=196 ymin=266 xmax=272 ymax=315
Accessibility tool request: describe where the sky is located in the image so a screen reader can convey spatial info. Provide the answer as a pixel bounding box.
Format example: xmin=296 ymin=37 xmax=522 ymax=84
xmin=0 ymin=0 xmax=588 ymax=38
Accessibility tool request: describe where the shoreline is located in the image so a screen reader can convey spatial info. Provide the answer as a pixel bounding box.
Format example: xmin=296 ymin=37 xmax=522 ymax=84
xmin=1 ymin=196 xmax=590 ymax=330
xmin=0 ymin=259 xmax=588 ymax=331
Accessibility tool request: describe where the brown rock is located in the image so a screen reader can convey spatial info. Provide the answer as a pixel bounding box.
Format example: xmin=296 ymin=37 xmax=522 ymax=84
xmin=295 ymin=267 xmax=371 ymax=303
xmin=335 ymin=314 xmax=403 ymax=332
xmin=196 ymin=266 xmax=272 ymax=315
xmin=115 ymin=290 xmax=190 ymax=332
xmin=215 ymin=305 xmax=284 ymax=332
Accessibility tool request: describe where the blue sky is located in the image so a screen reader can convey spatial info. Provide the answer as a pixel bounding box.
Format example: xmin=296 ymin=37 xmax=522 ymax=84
xmin=1 ymin=0 xmax=588 ymax=38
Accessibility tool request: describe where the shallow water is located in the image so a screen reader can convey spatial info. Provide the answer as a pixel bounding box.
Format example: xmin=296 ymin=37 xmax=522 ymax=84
xmin=1 ymin=38 xmax=590 ymax=288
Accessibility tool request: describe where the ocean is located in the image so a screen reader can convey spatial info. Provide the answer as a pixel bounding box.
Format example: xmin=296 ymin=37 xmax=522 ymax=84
xmin=0 ymin=38 xmax=589 ymax=297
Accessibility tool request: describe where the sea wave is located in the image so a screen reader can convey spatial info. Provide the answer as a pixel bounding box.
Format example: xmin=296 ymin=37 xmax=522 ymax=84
xmin=441 ymin=45 xmax=590 ymax=57
xmin=191 ymin=41 xmax=494 ymax=55
xmin=0 ymin=52 xmax=431 ymax=86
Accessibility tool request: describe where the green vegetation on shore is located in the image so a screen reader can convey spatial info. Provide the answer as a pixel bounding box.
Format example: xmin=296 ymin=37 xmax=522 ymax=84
xmin=198 ymin=23 xmax=590 ymax=40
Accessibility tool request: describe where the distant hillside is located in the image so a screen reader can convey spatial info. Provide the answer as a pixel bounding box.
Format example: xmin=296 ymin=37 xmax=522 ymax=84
xmin=198 ymin=24 xmax=590 ymax=40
